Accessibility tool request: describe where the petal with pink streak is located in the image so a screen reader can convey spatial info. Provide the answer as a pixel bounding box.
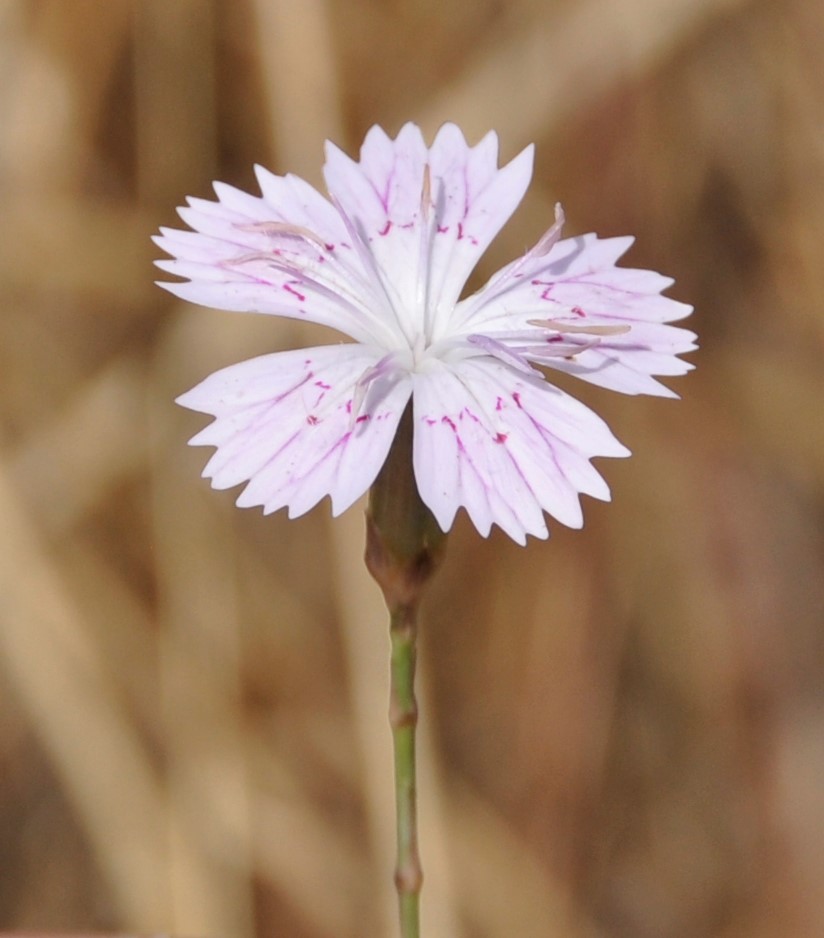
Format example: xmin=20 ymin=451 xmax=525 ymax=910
xmin=177 ymin=344 xmax=412 ymax=518
xmin=454 ymin=232 xmax=696 ymax=396
xmin=536 ymin=327 xmax=696 ymax=397
xmin=155 ymin=174 xmax=403 ymax=347
xmin=412 ymin=358 xmax=629 ymax=544
xmin=322 ymin=123 xmax=534 ymax=333
xmin=426 ymin=124 xmax=534 ymax=329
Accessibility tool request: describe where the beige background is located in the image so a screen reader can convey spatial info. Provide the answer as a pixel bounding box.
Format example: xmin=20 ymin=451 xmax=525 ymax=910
xmin=1 ymin=1 xmax=823 ymax=936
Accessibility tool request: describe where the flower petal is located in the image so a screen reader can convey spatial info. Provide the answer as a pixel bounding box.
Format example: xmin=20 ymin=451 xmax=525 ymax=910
xmin=177 ymin=344 xmax=412 ymax=518
xmin=454 ymin=232 xmax=696 ymax=396
xmin=412 ymin=358 xmax=629 ymax=544
xmin=155 ymin=173 xmax=404 ymax=347
xmin=323 ymin=123 xmax=534 ymax=341
xmin=426 ymin=125 xmax=534 ymax=333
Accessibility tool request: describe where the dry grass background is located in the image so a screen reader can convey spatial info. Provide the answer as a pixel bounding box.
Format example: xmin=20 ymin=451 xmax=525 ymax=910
xmin=0 ymin=1 xmax=823 ymax=936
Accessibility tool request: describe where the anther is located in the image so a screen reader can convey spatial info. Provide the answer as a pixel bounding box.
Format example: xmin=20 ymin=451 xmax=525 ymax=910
xmin=528 ymin=318 xmax=632 ymax=336
xmin=420 ymin=164 xmax=432 ymax=221
xmin=235 ymin=220 xmax=329 ymax=251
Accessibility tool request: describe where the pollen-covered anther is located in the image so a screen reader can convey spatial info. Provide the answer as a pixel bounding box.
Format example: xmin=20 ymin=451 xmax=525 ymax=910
xmin=222 ymin=250 xmax=310 ymax=281
xmin=528 ymin=318 xmax=632 ymax=337
xmin=235 ymin=220 xmax=330 ymax=251
xmin=530 ymin=203 xmax=566 ymax=258
xmin=222 ymin=250 xmax=283 ymax=267
xmin=420 ymin=164 xmax=433 ymax=221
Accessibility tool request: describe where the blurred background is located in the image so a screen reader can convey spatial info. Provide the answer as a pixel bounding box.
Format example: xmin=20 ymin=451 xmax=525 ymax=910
xmin=1 ymin=1 xmax=823 ymax=936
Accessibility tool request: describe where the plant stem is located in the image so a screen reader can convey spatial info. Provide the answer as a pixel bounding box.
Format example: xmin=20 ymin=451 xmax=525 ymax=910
xmin=389 ymin=599 xmax=421 ymax=938
xmin=365 ymin=405 xmax=446 ymax=938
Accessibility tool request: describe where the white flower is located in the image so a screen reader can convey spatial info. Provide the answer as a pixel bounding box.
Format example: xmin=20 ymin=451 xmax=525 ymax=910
xmin=155 ymin=123 xmax=695 ymax=544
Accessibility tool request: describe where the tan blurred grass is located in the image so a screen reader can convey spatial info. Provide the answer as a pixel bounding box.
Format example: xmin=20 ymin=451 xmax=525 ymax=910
xmin=1 ymin=1 xmax=823 ymax=936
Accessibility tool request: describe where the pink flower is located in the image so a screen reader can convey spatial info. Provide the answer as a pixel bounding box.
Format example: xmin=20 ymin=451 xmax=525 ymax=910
xmin=155 ymin=123 xmax=695 ymax=544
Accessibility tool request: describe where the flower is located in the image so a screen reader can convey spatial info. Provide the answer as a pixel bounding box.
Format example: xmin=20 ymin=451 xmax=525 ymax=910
xmin=155 ymin=123 xmax=695 ymax=544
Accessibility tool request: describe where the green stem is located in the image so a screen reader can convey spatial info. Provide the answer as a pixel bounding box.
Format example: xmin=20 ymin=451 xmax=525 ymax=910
xmin=390 ymin=600 xmax=421 ymax=938
xmin=365 ymin=405 xmax=446 ymax=938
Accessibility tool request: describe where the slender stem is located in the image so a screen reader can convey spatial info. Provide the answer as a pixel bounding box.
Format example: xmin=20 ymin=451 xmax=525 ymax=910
xmin=365 ymin=405 xmax=446 ymax=938
xmin=390 ymin=599 xmax=421 ymax=938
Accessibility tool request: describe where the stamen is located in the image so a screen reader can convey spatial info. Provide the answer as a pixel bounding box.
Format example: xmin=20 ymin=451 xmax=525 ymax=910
xmin=224 ymin=250 xmax=288 ymax=267
xmin=328 ymin=192 xmax=407 ymax=337
xmin=350 ymin=352 xmax=401 ymax=428
xmin=222 ymin=250 xmax=401 ymax=347
xmin=452 ymin=203 xmax=567 ymax=331
xmin=235 ymin=211 xmax=406 ymax=346
xmin=528 ymin=203 xmax=566 ymax=259
xmin=466 ymin=334 xmax=543 ymax=376
xmin=235 ymin=220 xmax=329 ymax=252
xmin=527 ymin=318 xmax=632 ymax=336
xmin=420 ymin=164 xmax=432 ymax=222
xmin=418 ymin=163 xmax=436 ymax=341
xmin=522 ymin=337 xmax=603 ymax=360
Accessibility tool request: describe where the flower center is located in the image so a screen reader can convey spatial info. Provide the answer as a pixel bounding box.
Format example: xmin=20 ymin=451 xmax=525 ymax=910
xmin=411 ymin=332 xmax=428 ymax=367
